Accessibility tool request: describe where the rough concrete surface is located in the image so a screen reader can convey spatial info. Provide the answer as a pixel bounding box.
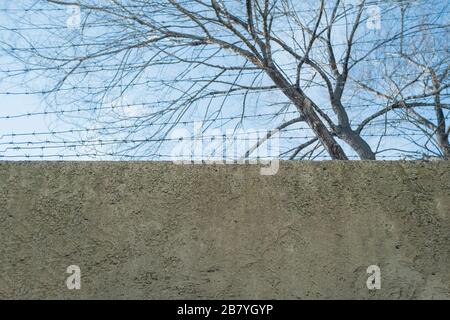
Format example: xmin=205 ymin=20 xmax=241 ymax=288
xmin=0 ymin=161 xmax=449 ymax=299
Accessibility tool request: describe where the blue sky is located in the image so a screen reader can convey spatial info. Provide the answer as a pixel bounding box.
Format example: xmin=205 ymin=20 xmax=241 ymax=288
xmin=0 ymin=0 xmax=448 ymax=160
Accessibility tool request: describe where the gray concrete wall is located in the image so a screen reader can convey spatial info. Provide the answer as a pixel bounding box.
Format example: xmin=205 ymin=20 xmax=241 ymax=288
xmin=0 ymin=161 xmax=449 ymax=299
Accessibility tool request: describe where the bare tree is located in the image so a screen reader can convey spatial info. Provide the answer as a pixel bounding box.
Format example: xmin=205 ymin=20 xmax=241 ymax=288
xmin=353 ymin=1 xmax=449 ymax=159
xmin=0 ymin=0 xmax=448 ymax=160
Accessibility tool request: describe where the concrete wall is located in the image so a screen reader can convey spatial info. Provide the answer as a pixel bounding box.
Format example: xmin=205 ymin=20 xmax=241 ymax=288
xmin=0 ymin=161 xmax=449 ymax=299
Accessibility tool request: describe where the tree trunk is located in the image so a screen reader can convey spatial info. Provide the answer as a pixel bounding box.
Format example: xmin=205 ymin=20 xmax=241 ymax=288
xmin=431 ymin=76 xmax=450 ymax=160
xmin=440 ymin=142 xmax=450 ymax=160
xmin=329 ymin=97 xmax=376 ymax=160
xmin=435 ymin=113 xmax=450 ymax=159
xmin=266 ymin=68 xmax=348 ymax=160
xmin=336 ymin=126 xmax=376 ymax=160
